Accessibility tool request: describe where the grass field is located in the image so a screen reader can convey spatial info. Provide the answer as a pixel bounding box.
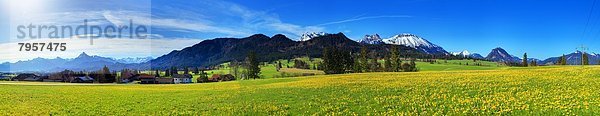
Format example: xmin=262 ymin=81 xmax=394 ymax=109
xmin=199 ymin=59 xmax=505 ymax=80
xmin=1 ymin=66 xmax=599 ymax=115
xmin=142 ymin=59 xmax=504 ymax=82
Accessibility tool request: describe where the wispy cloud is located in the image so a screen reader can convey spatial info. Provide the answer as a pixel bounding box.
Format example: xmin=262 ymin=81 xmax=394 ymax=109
xmin=148 ymin=0 xmax=325 ymax=38
xmin=316 ymin=15 xmax=413 ymax=26
xmin=102 ymin=10 xmax=252 ymax=36
xmin=1 ymin=0 xmax=330 ymax=62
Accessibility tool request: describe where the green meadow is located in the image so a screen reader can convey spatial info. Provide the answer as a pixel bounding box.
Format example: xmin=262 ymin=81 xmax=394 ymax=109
xmin=1 ymin=65 xmax=599 ymax=115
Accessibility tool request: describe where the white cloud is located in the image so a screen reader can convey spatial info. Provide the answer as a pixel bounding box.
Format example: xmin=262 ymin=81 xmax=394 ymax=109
xmin=2 ymin=0 xmax=331 ymax=62
xmin=149 ymin=0 xmax=326 ymax=38
xmin=316 ymin=15 xmax=413 ymax=26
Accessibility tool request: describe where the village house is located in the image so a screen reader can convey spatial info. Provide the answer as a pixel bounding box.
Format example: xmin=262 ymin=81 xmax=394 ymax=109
xmin=172 ymin=74 xmax=193 ymax=84
xmin=208 ymin=74 xmax=236 ymax=82
xmin=139 ymin=75 xmax=158 ymax=84
xmin=156 ymin=78 xmax=174 ymax=84
xmin=12 ymin=74 xmax=48 ymax=81
xmin=71 ymin=76 xmax=94 ymax=83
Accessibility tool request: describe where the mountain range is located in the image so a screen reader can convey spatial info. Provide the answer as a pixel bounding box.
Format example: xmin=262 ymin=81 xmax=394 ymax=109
xmin=1 ymin=32 xmax=598 ymax=72
xmin=540 ymin=51 xmax=600 ymax=65
xmin=359 ymin=33 xmax=449 ymax=55
xmin=451 ymin=50 xmax=484 ymax=59
xmin=0 ymin=53 xmax=151 ymax=72
xmin=147 ymin=33 xmax=421 ymax=69
xmin=299 ymin=32 xmax=329 ymax=41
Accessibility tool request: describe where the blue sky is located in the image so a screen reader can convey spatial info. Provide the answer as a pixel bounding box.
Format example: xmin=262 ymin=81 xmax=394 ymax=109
xmin=1 ymin=0 xmax=599 ymax=62
xmin=215 ymin=0 xmax=596 ymax=59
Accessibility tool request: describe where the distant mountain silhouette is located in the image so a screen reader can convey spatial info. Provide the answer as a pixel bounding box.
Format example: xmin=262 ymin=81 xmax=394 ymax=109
xmin=485 ymin=47 xmax=521 ymax=63
xmin=148 ymin=33 xmax=424 ymax=69
xmin=0 ymin=52 xmax=150 ymax=72
xmin=540 ymin=51 xmax=600 ymax=65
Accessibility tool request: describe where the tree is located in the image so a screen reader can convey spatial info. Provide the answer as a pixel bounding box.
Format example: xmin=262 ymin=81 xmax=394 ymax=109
xmin=401 ymin=59 xmax=418 ymax=72
xmin=339 ymin=48 xmax=354 ymax=73
xmin=322 ymin=46 xmax=353 ymax=74
xmin=155 ymin=70 xmax=160 ymax=77
xmin=276 ymin=61 xmax=282 ymax=71
xmin=230 ymin=61 xmax=241 ymax=78
xmin=401 ymin=62 xmax=411 ymax=72
xmin=165 ymin=69 xmax=170 ymax=77
xmin=96 ymin=65 xmax=110 ymax=83
xmin=522 ymin=53 xmax=528 ymax=67
xmin=530 ymin=60 xmax=537 ymax=66
xmin=170 ymin=67 xmax=178 ymax=75
xmin=390 ymin=45 xmax=402 ymax=72
xmin=359 ymin=46 xmax=369 ymax=72
xmin=245 ymin=51 xmax=261 ymax=79
xmin=583 ymin=53 xmax=589 ymax=65
xmin=559 ymin=54 xmax=567 ymax=65
xmin=293 ymin=60 xmax=310 ymax=69
xmin=369 ymin=57 xmax=381 ymax=72
xmin=384 ymin=55 xmax=392 ymax=72
xmin=197 ymin=70 xmax=209 ymax=83
xmin=192 ymin=67 xmax=199 ymax=75
xmin=184 ymin=67 xmax=189 ymax=74
xmin=352 ymin=57 xmax=362 ymax=73
xmin=409 ymin=60 xmax=417 ymax=72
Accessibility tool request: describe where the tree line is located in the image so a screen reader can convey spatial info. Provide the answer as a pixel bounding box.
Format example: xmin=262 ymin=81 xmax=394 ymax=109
xmin=321 ymin=45 xmax=418 ymax=74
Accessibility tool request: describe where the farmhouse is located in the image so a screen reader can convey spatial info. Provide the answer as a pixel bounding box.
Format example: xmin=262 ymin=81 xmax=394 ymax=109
xmin=88 ymin=73 xmax=116 ymax=83
xmin=156 ymin=78 xmax=173 ymax=84
xmin=172 ymin=74 xmax=192 ymax=84
xmin=209 ymin=74 xmax=235 ymax=82
xmin=139 ymin=75 xmax=158 ymax=84
xmin=12 ymin=74 xmax=47 ymax=81
xmin=71 ymin=76 xmax=94 ymax=83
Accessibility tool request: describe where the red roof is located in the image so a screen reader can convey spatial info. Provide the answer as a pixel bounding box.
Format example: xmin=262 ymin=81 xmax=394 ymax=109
xmin=138 ymin=74 xmax=156 ymax=79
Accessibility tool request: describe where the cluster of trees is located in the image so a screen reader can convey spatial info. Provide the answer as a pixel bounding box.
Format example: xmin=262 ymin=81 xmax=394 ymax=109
xmin=556 ymin=53 xmax=593 ymax=65
xmin=321 ymin=45 xmax=418 ymax=74
xmin=321 ymin=46 xmax=355 ymax=74
xmin=382 ymin=46 xmax=417 ymax=72
xmin=94 ymin=66 xmax=115 ymax=83
xmin=521 ymin=53 xmax=537 ymax=67
xmin=556 ymin=54 xmax=567 ymax=65
xmin=153 ymin=50 xmax=261 ymax=81
xmin=293 ymin=60 xmax=311 ymax=69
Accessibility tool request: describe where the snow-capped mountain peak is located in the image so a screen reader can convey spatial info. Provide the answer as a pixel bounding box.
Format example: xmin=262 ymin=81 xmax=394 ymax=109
xmin=452 ymin=50 xmax=484 ymax=59
xmin=115 ymin=57 xmax=154 ymax=64
xmin=451 ymin=50 xmax=471 ymax=56
xmin=381 ymin=33 xmax=448 ymax=54
xmin=383 ymin=33 xmax=440 ymax=48
xmin=359 ymin=34 xmax=384 ymax=44
xmin=299 ymin=32 xmax=328 ymax=41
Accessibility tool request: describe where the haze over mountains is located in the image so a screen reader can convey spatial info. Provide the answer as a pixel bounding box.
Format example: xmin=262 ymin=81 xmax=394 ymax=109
xmin=2 ymin=32 xmax=597 ymax=72
xmin=0 ymin=53 xmax=152 ymax=72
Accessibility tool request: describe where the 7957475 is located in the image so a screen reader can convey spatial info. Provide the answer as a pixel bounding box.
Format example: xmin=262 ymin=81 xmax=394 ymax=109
xmin=18 ymin=42 xmax=66 ymax=51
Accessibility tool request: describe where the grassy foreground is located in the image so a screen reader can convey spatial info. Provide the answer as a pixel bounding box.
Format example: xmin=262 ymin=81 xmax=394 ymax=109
xmin=1 ymin=66 xmax=599 ymax=115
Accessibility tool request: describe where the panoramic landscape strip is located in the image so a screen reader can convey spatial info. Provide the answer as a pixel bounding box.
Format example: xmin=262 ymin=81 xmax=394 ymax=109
xmin=2 ymin=0 xmax=600 ymax=115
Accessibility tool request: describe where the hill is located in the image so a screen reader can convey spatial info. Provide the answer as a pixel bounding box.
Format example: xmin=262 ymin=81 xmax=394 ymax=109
xmin=148 ymin=33 xmax=424 ymax=69
xmin=0 ymin=52 xmax=149 ymax=72
xmin=540 ymin=51 xmax=600 ymax=65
